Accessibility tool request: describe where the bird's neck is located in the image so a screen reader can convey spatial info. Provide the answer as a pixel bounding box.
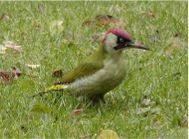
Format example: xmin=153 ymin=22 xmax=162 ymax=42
xmin=88 ymin=45 xmax=123 ymax=65
xmin=98 ymin=44 xmax=123 ymax=61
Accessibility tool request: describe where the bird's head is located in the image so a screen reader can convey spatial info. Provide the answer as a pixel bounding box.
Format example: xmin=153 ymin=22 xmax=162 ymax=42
xmin=103 ymin=28 xmax=149 ymax=54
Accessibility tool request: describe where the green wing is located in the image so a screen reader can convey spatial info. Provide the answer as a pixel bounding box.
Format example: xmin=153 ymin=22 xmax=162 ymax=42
xmin=61 ymin=62 xmax=104 ymax=83
xmin=60 ymin=45 xmax=105 ymax=83
xmin=32 ymin=48 xmax=105 ymax=97
xmin=32 ymin=62 xmax=103 ymax=98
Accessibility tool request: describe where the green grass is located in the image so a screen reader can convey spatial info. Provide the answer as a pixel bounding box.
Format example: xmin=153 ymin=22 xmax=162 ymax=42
xmin=0 ymin=1 xmax=187 ymax=138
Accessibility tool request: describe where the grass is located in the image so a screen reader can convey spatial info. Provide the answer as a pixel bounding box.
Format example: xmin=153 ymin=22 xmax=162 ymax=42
xmin=0 ymin=1 xmax=188 ymax=138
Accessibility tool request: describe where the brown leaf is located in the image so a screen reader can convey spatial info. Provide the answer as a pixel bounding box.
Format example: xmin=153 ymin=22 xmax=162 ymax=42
xmin=0 ymin=67 xmax=21 ymax=82
xmin=71 ymin=109 xmax=84 ymax=116
xmin=82 ymin=15 xmax=126 ymax=28
xmin=141 ymin=10 xmax=155 ymax=18
xmin=0 ymin=70 xmax=11 ymax=81
xmin=95 ymin=15 xmax=113 ymax=26
xmin=52 ymin=69 xmax=63 ymax=77
xmin=95 ymin=15 xmax=124 ymax=27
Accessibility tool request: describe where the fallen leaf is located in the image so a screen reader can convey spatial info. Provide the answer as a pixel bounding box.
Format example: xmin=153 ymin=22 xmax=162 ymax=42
xmin=0 ymin=67 xmax=21 ymax=82
xmin=97 ymin=129 xmax=119 ymax=139
xmin=95 ymin=15 xmax=113 ymax=26
xmin=31 ymin=103 xmax=51 ymax=113
xmin=71 ymin=109 xmax=84 ymax=116
xmin=141 ymin=10 xmax=155 ymax=18
xmin=3 ymin=40 xmax=22 ymax=53
xmin=141 ymin=98 xmax=151 ymax=106
xmin=0 ymin=13 xmax=10 ymax=21
xmin=49 ymin=20 xmax=64 ymax=37
xmin=52 ymin=69 xmax=63 ymax=77
xmin=25 ymin=64 xmax=40 ymax=69
xmin=167 ymin=37 xmax=186 ymax=48
xmin=96 ymin=15 xmax=125 ymax=28
xmin=97 ymin=15 xmax=119 ymax=23
xmin=136 ymin=107 xmax=151 ymax=115
xmin=0 ymin=70 xmax=12 ymax=81
xmin=165 ymin=37 xmax=186 ymax=56
xmin=82 ymin=15 xmax=125 ymax=28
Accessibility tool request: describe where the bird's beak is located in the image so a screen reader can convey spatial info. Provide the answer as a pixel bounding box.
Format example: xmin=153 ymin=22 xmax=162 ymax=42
xmin=126 ymin=41 xmax=150 ymax=51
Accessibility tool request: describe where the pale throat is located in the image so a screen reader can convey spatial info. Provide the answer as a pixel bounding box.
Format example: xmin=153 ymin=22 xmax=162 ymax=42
xmin=104 ymin=33 xmax=117 ymax=54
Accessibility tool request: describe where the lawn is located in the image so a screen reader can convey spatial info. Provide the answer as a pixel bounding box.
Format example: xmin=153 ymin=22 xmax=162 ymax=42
xmin=0 ymin=1 xmax=188 ymax=138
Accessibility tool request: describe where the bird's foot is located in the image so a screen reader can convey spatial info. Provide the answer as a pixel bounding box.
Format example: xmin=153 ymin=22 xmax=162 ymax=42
xmin=90 ymin=94 xmax=105 ymax=104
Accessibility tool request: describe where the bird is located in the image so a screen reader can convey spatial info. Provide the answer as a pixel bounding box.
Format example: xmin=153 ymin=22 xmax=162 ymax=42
xmin=33 ymin=28 xmax=149 ymax=103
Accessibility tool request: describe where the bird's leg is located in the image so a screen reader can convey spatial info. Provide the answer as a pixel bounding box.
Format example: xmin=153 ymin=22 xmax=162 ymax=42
xmin=90 ymin=94 xmax=105 ymax=104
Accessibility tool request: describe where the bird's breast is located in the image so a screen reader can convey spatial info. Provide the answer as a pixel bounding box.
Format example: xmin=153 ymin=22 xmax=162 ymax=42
xmin=68 ymin=57 xmax=126 ymax=97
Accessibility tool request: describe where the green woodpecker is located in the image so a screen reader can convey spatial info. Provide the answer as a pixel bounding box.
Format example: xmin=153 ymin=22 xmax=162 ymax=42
xmin=33 ymin=28 xmax=149 ymax=102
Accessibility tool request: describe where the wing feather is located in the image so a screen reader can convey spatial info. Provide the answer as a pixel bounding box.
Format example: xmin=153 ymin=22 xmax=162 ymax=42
xmin=61 ymin=62 xmax=104 ymax=83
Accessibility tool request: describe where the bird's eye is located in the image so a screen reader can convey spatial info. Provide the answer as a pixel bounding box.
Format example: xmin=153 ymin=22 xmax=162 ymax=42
xmin=118 ymin=37 xmax=125 ymax=44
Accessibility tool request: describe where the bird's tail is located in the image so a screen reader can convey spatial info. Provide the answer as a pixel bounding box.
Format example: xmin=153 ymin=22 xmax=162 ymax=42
xmin=32 ymin=84 xmax=68 ymax=97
